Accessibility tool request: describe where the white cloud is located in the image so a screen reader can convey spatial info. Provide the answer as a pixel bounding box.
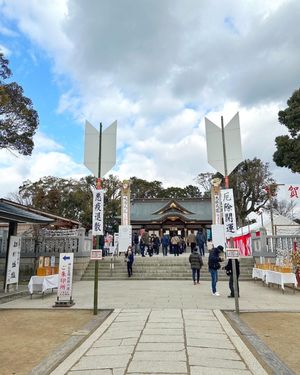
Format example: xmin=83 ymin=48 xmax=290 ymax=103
xmin=0 ymin=43 xmax=11 ymax=56
xmin=0 ymin=0 xmax=299 ymax=195
xmin=0 ymin=132 xmax=87 ymax=198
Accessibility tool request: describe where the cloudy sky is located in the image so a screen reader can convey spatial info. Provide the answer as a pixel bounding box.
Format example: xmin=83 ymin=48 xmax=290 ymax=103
xmin=0 ymin=0 xmax=299 ymax=198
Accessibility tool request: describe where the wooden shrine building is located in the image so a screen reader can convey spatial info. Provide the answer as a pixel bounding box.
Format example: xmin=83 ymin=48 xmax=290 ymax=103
xmin=130 ymin=198 xmax=212 ymax=237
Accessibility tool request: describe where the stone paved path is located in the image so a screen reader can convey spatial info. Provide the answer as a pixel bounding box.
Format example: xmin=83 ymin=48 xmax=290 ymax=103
xmin=51 ymin=309 xmax=267 ymax=375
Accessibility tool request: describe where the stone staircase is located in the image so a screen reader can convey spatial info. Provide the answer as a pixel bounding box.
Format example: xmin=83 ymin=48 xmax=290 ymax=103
xmin=81 ymin=255 xmax=254 ymax=281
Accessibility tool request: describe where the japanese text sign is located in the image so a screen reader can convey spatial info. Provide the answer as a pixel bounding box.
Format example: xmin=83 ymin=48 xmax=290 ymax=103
xmin=226 ymin=248 xmax=240 ymax=259
xmin=221 ymin=189 xmax=237 ymax=238
xmin=92 ymin=189 xmax=104 ymax=235
xmin=122 ymin=195 xmax=129 ymax=225
xmin=286 ymin=184 xmax=300 ymax=200
xmin=57 ymin=253 xmax=74 ymax=301
xmin=214 ymin=191 xmax=222 ymax=224
xmin=90 ymin=249 xmax=103 ymax=260
xmin=6 ymin=236 xmax=21 ymax=286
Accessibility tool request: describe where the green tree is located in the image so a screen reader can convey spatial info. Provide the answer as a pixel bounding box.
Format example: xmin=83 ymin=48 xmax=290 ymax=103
xmin=273 ymin=88 xmax=300 ymax=173
xmin=17 ymin=174 xmax=121 ymax=231
xmin=229 ymin=158 xmax=276 ymax=225
xmin=102 ymin=174 xmax=121 ymax=233
xmin=130 ymin=177 xmax=163 ymax=199
xmin=0 ymin=53 xmax=39 ymax=155
xmin=182 ymin=184 xmax=202 ymax=198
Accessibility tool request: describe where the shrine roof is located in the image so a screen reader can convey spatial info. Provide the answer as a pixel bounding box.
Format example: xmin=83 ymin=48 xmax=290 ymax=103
xmin=0 ymin=199 xmax=54 ymax=224
xmin=130 ymin=198 xmax=212 ymax=222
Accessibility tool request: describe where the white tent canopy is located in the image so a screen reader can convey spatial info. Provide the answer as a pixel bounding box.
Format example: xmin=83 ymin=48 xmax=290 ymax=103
xmin=236 ymin=214 xmax=300 ymax=236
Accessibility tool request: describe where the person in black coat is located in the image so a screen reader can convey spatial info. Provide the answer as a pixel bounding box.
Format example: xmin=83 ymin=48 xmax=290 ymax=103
xmin=225 ymin=258 xmax=240 ymax=298
xmin=189 ymin=247 xmax=204 ymax=284
xmin=208 ymin=245 xmax=224 ymax=296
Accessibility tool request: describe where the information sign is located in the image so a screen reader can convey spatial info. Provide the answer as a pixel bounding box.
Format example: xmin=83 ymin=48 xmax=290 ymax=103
xmin=57 ymin=253 xmax=74 ymax=301
xmin=90 ymin=249 xmax=103 ymax=260
xmin=221 ymin=189 xmax=237 ymax=238
xmin=6 ymin=236 xmax=21 ymax=288
xmin=226 ymin=248 xmax=240 ymax=259
xmin=92 ymin=189 xmax=104 ymax=235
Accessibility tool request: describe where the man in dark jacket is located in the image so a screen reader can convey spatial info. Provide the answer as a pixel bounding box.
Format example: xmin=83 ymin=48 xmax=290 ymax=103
xmin=196 ymin=229 xmax=207 ymax=257
xmin=161 ymin=233 xmax=170 ymax=256
xmin=189 ymin=247 xmax=204 ymax=284
xmin=208 ymin=245 xmax=224 ymax=296
xmin=225 ymin=259 xmax=240 ymax=298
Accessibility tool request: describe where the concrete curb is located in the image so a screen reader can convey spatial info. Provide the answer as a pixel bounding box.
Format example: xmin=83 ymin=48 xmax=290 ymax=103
xmin=214 ymin=309 xmax=268 ymax=375
xmin=49 ymin=309 xmax=121 ymax=375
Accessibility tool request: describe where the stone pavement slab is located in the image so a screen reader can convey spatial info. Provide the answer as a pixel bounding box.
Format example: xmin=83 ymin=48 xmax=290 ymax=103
xmin=2 ymin=280 xmax=300 ymax=311
xmin=50 ymin=308 xmax=267 ymax=375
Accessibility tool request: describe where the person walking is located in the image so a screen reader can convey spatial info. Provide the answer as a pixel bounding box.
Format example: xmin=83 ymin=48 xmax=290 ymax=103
xmin=225 ymin=258 xmax=240 ymax=298
xmin=196 ymin=228 xmax=207 ymax=256
xmin=171 ymin=233 xmax=180 ymax=256
xmin=187 ymin=230 xmax=197 ymax=251
xmin=133 ymin=232 xmax=139 ymax=255
xmin=141 ymin=230 xmax=150 ymax=256
xmin=125 ymin=246 xmax=134 ymax=277
xmin=189 ymin=247 xmax=203 ymax=284
xmin=161 ymin=233 xmax=170 ymax=256
xmin=208 ymin=245 xmax=224 ymax=296
xmin=153 ymin=234 xmax=160 ymax=255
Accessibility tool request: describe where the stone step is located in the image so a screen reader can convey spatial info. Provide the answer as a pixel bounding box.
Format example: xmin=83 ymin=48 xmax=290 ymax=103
xmin=81 ymin=256 xmax=254 ymax=281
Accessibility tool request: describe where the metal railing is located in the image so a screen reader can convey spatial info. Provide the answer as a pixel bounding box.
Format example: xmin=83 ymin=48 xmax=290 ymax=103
xmin=251 ymin=229 xmax=300 ymax=257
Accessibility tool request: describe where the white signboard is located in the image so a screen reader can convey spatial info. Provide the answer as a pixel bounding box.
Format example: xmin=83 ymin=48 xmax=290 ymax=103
xmin=84 ymin=120 xmax=117 ymax=177
xmin=92 ymin=189 xmax=104 ymax=235
xmin=90 ymin=249 xmax=102 ymax=260
xmin=214 ymin=191 xmax=222 ymax=224
xmin=118 ymin=225 xmax=132 ymax=253
xmin=211 ymin=224 xmax=226 ymax=249
xmin=286 ymin=184 xmax=300 ymax=200
xmin=205 ymin=113 xmax=243 ymax=176
xmin=57 ymin=253 xmax=74 ymax=301
xmin=226 ymin=248 xmax=240 ymax=259
xmin=122 ymin=194 xmax=130 ymax=225
xmin=6 ymin=236 xmax=21 ymax=287
xmin=221 ymin=189 xmax=237 ymax=238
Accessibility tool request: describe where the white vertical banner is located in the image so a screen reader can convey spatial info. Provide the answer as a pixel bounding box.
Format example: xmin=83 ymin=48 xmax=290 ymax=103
xmin=220 ymin=189 xmax=237 ymax=238
xmin=92 ymin=189 xmax=104 ymax=235
xmin=122 ymin=195 xmax=129 ymax=225
xmin=57 ymin=253 xmax=74 ymax=301
xmin=121 ymin=180 xmax=131 ymax=226
xmin=286 ymin=184 xmax=300 ymax=200
xmin=214 ymin=191 xmax=222 ymax=224
xmin=6 ymin=236 xmax=21 ymax=288
xmin=118 ymin=225 xmax=132 ymax=253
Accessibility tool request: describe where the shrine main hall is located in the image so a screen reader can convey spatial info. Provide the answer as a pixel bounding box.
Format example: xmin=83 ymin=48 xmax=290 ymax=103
xmin=130 ymin=198 xmax=212 ymax=238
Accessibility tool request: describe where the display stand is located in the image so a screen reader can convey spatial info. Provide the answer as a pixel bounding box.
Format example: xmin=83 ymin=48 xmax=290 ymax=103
xmin=53 ymin=253 xmax=75 ymax=308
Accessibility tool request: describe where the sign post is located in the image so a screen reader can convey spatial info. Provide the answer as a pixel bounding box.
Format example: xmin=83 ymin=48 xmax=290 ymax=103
xmin=206 ymin=113 xmax=242 ymax=314
xmin=226 ymin=247 xmax=240 ymax=314
xmin=84 ymin=120 xmax=117 ymax=315
xmin=205 ymin=112 xmax=243 ymax=187
xmin=5 ymin=236 xmax=21 ymax=292
xmin=55 ymin=253 xmax=74 ymax=307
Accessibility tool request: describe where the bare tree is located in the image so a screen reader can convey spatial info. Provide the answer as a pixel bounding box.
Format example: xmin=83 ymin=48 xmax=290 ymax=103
xmin=265 ymin=199 xmax=298 ymax=219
